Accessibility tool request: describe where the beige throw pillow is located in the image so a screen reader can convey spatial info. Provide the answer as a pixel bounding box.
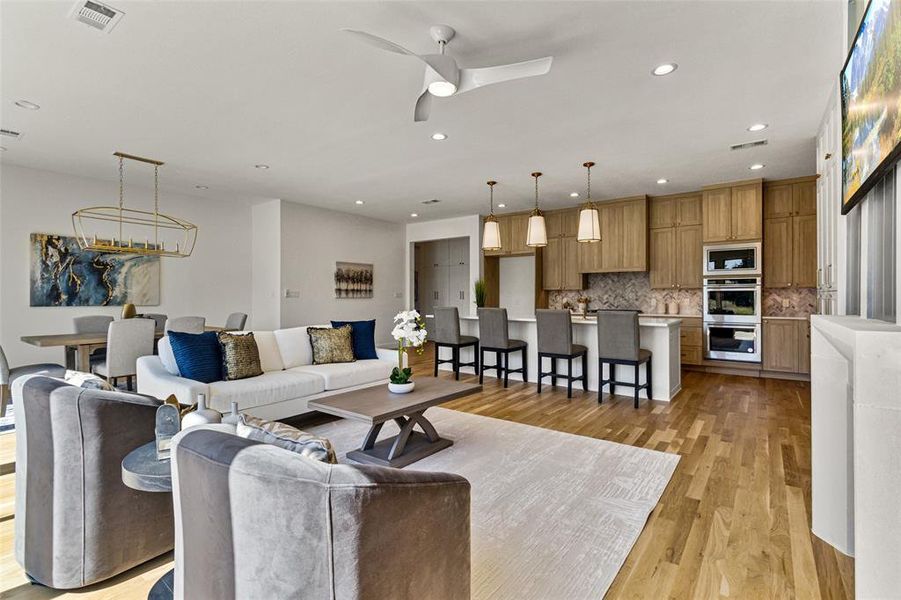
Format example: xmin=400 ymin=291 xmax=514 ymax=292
xmin=236 ymin=414 xmax=337 ymax=464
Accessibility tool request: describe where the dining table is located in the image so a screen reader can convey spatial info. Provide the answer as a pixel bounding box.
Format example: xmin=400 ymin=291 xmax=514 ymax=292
xmin=20 ymin=326 xmax=223 ymax=372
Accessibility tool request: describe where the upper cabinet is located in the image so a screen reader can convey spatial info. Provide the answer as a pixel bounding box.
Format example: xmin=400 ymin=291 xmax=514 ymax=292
xmin=545 ymin=209 xmax=578 ymax=238
xmin=763 ymin=178 xmax=818 ymax=289
xmin=578 ymin=196 xmax=647 ymax=274
xmin=482 ymin=213 xmax=533 ymax=257
xmin=649 ymin=194 xmax=703 ymax=289
xmin=543 ymin=209 xmax=584 ymax=291
xmin=701 ymin=180 xmax=762 ymax=242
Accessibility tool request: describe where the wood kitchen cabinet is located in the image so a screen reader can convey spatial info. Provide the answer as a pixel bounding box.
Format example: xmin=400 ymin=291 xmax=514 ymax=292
xmin=649 ymin=194 xmax=702 ymax=289
xmin=482 ymin=213 xmax=533 ymax=257
xmin=545 ymin=209 xmax=578 ymax=238
xmin=702 ymin=180 xmax=762 ymax=242
xmin=579 ymin=196 xmax=647 ymax=273
xmin=763 ymin=318 xmax=810 ymax=374
xmin=679 ymin=317 xmax=703 ymax=365
xmin=763 ymin=177 xmax=818 ymax=288
xmin=542 ymin=210 xmax=584 ymax=291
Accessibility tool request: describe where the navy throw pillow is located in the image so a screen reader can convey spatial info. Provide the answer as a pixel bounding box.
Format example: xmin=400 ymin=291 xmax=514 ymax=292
xmin=168 ymin=331 xmax=222 ymax=383
xmin=330 ymin=320 xmax=378 ymax=360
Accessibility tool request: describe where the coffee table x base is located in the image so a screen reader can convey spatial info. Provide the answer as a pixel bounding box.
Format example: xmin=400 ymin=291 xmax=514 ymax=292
xmin=348 ymin=411 xmax=453 ymax=468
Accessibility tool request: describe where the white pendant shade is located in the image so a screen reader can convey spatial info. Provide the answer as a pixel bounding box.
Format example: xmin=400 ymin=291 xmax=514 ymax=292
xmin=526 ymin=213 xmax=548 ymax=247
xmin=482 ymin=218 xmax=502 ymax=251
xmin=577 ymin=206 xmax=601 ymax=243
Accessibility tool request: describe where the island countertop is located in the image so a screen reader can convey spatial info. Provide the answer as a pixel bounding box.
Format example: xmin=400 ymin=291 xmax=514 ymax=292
xmin=458 ymin=315 xmax=681 ymax=328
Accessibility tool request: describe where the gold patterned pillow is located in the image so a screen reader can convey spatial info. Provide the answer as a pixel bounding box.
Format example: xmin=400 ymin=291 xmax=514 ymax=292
xmin=217 ymin=332 xmax=263 ymax=381
xmin=307 ymin=325 xmax=356 ymax=365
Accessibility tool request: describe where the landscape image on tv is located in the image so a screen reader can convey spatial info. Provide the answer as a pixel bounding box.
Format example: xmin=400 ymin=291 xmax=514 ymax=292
xmin=841 ymin=0 xmax=901 ymax=213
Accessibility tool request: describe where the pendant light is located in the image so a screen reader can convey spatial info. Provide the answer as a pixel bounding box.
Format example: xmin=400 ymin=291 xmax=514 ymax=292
xmin=482 ymin=180 xmax=502 ymax=251
xmin=577 ymin=161 xmax=600 ymax=243
xmin=526 ymin=171 xmax=547 ymax=248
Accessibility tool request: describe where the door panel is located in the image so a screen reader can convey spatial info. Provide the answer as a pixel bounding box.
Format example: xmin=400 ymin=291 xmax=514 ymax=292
xmin=730 ymin=183 xmax=763 ymax=241
xmin=764 ymin=184 xmax=794 ymax=219
xmin=578 ymin=238 xmax=603 ymax=273
xmin=793 ymin=181 xmax=817 ymax=216
xmin=764 ymin=217 xmax=793 ymax=288
xmin=649 ymin=197 xmax=676 ymax=229
xmin=508 ymin=214 xmax=531 ymax=255
xmin=600 ymin=204 xmax=624 ymax=270
xmin=621 ymin=199 xmax=647 ymax=270
xmin=793 ymin=214 xmax=818 ymax=288
xmin=763 ymin=319 xmax=800 ymax=372
xmin=675 ymin=224 xmax=703 ymax=288
xmin=677 ymin=194 xmax=703 ymax=226
xmin=702 ymin=188 xmax=732 ymax=242
xmin=542 ymin=237 xmax=562 ymax=290
xmin=649 ymin=228 xmax=675 ymax=289
xmin=561 ymin=237 xmax=584 ymax=290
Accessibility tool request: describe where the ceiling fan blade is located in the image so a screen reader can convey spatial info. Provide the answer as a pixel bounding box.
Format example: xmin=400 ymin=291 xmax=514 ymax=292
xmin=457 ymin=56 xmax=553 ymax=94
xmin=414 ymin=88 xmax=432 ymax=122
xmin=341 ymin=29 xmax=418 ymax=56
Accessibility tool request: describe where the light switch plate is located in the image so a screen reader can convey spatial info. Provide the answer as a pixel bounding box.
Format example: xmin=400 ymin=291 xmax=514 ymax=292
xmin=284 ymin=289 xmax=300 ymax=299
xmin=782 ymin=299 xmax=790 ymax=308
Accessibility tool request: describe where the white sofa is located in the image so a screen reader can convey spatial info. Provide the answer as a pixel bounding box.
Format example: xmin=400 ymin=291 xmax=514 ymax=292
xmin=136 ymin=325 xmax=400 ymax=420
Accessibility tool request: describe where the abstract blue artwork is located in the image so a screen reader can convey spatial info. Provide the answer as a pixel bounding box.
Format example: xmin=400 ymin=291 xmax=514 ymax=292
xmin=30 ymin=233 xmax=160 ymax=307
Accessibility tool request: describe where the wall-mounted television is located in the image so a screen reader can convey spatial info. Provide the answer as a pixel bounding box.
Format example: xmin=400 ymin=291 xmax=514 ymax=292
xmin=841 ymin=0 xmax=901 ymax=214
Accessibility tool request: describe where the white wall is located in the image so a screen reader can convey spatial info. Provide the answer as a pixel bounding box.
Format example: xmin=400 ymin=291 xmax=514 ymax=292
xmin=405 ymin=215 xmax=482 ymax=317
xmin=0 ymin=164 xmax=254 ymax=365
xmin=278 ymin=201 xmax=405 ymax=344
xmin=499 ymin=255 xmax=535 ymax=318
xmin=251 ymin=199 xmax=282 ymax=330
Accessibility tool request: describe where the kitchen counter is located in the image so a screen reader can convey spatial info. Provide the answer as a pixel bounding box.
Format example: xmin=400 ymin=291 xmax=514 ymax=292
xmin=762 ymin=315 xmax=810 ymax=320
xmin=436 ymin=314 xmax=682 ymax=401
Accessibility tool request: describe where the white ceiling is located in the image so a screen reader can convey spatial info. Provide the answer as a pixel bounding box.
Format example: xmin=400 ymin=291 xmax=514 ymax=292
xmin=1 ymin=1 xmax=844 ymax=222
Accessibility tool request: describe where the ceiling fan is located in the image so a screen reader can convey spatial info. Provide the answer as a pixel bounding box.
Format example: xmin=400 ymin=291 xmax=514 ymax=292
xmin=342 ymin=24 xmax=553 ymax=122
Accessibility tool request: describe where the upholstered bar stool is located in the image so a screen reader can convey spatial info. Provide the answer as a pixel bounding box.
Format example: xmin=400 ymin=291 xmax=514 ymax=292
xmin=477 ymin=308 xmax=527 ymax=387
xmin=536 ymin=309 xmax=587 ymax=398
xmin=597 ymin=310 xmax=652 ymax=408
xmin=432 ymin=307 xmax=479 ymax=380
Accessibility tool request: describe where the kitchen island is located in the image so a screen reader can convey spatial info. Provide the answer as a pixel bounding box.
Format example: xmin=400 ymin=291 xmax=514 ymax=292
xmin=437 ymin=315 xmax=682 ymax=401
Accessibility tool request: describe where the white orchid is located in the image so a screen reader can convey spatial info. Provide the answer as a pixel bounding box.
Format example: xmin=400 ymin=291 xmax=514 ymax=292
xmin=390 ymin=309 xmax=428 ymax=384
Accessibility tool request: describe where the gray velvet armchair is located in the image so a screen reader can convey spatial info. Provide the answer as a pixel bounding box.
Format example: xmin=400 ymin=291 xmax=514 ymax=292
xmin=171 ymin=427 xmax=472 ymax=600
xmin=14 ymin=376 xmax=174 ymax=589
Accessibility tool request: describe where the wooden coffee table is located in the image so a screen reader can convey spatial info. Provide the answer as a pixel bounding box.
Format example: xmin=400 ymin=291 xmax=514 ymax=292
xmin=308 ymin=378 xmax=481 ymax=468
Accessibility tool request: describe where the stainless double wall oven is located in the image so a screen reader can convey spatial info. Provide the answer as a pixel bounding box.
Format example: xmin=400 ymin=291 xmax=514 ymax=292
xmin=702 ymin=242 xmax=763 ymax=363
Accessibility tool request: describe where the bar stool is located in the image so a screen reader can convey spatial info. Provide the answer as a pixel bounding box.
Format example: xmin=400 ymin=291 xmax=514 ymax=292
xmin=536 ymin=309 xmax=587 ymax=398
xmin=432 ymin=307 xmax=479 ymax=380
xmin=477 ymin=308 xmax=527 ymax=387
xmin=597 ymin=310 xmax=652 ymax=408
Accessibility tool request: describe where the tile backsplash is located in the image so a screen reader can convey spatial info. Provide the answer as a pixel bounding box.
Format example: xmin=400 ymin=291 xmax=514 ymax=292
xmin=549 ymin=272 xmax=702 ymax=315
xmin=548 ymin=272 xmax=818 ymax=318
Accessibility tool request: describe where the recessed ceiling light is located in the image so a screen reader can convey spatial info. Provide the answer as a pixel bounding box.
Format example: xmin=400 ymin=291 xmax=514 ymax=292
xmin=657 ymin=178 xmax=668 ymax=184
xmin=652 ymin=63 xmax=678 ymax=76
xmin=410 ymin=213 xmax=419 ymax=218
xmin=747 ymin=123 xmax=768 ymax=132
xmin=254 ymin=164 xmax=270 ymax=169
xmin=355 ymin=200 xmax=365 ymax=205
xmin=497 ymin=203 xmax=506 ymax=208
xmin=570 ymin=192 xmax=580 ymax=198
xmin=15 ymin=100 xmax=40 ymax=110
xmin=195 ymin=185 xmax=208 ymax=190
xmin=431 ymin=132 xmax=448 ymax=141
xmin=749 ymin=163 xmax=765 ymax=170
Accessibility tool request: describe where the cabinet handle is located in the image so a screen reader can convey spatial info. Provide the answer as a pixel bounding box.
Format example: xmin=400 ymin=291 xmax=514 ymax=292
xmin=788 ymin=282 xmax=792 ymax=287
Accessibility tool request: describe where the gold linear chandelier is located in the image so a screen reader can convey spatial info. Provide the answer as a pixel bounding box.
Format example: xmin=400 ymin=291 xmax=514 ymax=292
xmin=72 ymin=152 xmax=197 ymax=258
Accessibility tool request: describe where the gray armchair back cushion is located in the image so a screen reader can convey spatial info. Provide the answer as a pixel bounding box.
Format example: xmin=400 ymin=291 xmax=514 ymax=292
xmin=536 ymin=309 xmax=573 ymax=355
xmin=224 ymin=312 xmax=247 ymax=330
xmin=106 ymin=318 xmax=155 ymax=378
xmin=165 ymin=316 xmax=205 ymax=334
xmin=172 ymin=428 xmax=471 ymax=600
xmin=597 ymin=310 xmax=640 ymax=361
xmin=433 ymin=307 xmax=461 ymax=344
xmin=73 ymin=315 xmax=114 ymax=334
xmin=478 ymin=308 xmax=509 ymax=348
xmin=142 ymin=313 xmax=168 ymax=330
xmin=14 ymin=376 xmax=173 ymax=588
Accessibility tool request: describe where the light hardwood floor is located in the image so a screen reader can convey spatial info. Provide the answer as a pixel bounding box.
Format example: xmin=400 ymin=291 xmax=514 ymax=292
xmin=0 ymin=344 xmax=853 ymax=599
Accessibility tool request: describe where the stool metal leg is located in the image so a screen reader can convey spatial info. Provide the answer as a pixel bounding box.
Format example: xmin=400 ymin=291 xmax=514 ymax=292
xmin=633 ymin=364 xmax=640 ymax=408
xmin=453 ymin=346 xmax=460 ymax=380
xmin=646 ymin=357 xmax=653 ymax=402
xmin=521 ymin=347 xmax=528 ymax=383
xmin=567 ymin=358 xmax=573 ymax=398
xmin=479 ymin=347 xmax=485 ymax=384
xmin=434 ymin=344 xmax=440 ymax=377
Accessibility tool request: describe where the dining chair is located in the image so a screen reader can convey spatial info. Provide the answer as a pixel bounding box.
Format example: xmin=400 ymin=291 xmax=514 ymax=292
xmin=0 ymin=344 xmax=65 ymax=417
xmin=224 ymin=312 xmax=248 ymax=330
xmin=536 ymin=309 xmax=587 ymax=398
xmin=73 ymin=315 xmax=114 ymax=366
xmin=142 ymin=313 xmax=168 ymax=331
xmin=92 ymin=318 xmax=155 ymax=390
xmin=164 ymin=316 xmax=205 ymax=334
xmin=597 ymin=310 xmax=652 ymax=408
xmin=477 ymin=308 xmax=527 ymax=387
xmin=432 ymin=307 xmax=479 ymax=380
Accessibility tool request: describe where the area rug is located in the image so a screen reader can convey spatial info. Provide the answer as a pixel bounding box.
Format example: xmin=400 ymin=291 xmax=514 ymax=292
xmin=307 ymin=407 xmax=679 ymax=600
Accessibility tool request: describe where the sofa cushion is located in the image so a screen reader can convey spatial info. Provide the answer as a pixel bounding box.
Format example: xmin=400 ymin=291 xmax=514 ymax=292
xmin=273 ymin=325 xmax=329 ymax=368
xmin=158 ymin=336 xmax=180 ymax=376
xmin=169 ymin=331 xmax=222 ymax=383
xmin=217 ymin=332 xmax=263 ymax=381
xmin=330 ymin=319 xmax=378 ymax=360
xmin=289 ymin=359 xmax=393 ymax=391
xmin=207 ymin=370 xmax=325 ymax=412
xmin=307 ymin=325 xmax=355 ymax=365
xmin=252 ymin=331 xmax=284 ymax=372
xmin=236 ymin=414 xmax=337 ymax=463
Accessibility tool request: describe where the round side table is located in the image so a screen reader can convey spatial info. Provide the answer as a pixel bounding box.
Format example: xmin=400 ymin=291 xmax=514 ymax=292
xmin=122 ymin=441 xmax=174 ymax=599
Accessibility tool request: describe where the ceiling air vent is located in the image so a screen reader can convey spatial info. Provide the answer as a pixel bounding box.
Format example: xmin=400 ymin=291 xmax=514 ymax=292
xmin=68 ymin=0 xmax=124 ymax=33
xmin=730 ymin=139 xmax=768 ymax=151
xmin=421 ymin=198 xmax=441 ymax=205
xmin=0 ymin=129 xmax=23 ymax=140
